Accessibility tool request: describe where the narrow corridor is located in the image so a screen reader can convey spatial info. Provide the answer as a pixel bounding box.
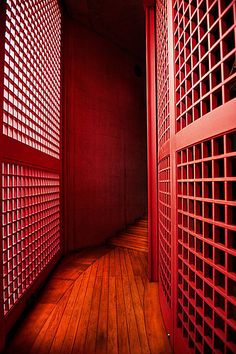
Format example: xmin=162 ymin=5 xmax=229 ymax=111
xmin=0 ymin=1 xmax=235 ymax=353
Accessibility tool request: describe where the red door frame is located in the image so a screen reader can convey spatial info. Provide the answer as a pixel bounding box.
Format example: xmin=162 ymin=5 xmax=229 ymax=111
xmin=168 ymin=0 xmax=177 ymax=344
xmin=145 ymin=1 xmax=158 ymax=281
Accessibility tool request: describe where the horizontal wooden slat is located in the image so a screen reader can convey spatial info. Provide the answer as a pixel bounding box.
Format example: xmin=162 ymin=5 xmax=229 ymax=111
xmin=1 ymin=135 xmax=60 ymax=172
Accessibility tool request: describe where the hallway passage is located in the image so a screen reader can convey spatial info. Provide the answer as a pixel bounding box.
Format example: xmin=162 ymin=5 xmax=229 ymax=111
xmin=109 ymin=216 xmax=148 ymax=252
xmin=4 ymin=245 xmax=171 ymax=354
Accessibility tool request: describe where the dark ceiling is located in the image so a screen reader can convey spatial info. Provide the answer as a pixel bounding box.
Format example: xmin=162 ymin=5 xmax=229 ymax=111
xmin=62 ymin=0 xmax=146 ymax=61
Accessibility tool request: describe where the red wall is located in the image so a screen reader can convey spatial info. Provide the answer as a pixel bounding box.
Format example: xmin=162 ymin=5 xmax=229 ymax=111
xmin=63 ymin=16 xmax=147 ymax=251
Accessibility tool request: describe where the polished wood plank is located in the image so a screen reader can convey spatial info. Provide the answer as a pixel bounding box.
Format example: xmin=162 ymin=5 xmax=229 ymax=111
xmin=109 ymin=249 xmax=116 ymax=277
xmin=124 ymin=250 xmax=150 ymax=353
xmin=96 ymin=263 xmax=109 ymax=353
xmin=60 ymin=268 xmax=92 ymax=354
xmin=135 ymin=275 xmax=145 ymax=308
xmin=116 ymin=276 xmax=130 ymax=354
xmin=114 ymin=247 xmax=121 ymax=276
xmin=121 ymin=249 xmax=143 ymax=353
xmin=83 ymin=271 xmax=103 ymax=353
xmin=71 ymin=262 xmax=98 ymax=353
xmin=119 ymin=247 xmax=128 ymax=277
xmin=144 ymin=283 xmax=172 ymax=354
xmin=129 ymin=249 xmax=143 ymax=276
xmin=5 ymin=303 xmax=55 ymax=354
xmin=107 ymin=276 xmax=118 ymax=354
xmin=127 ymin=227 xmax=148 ymax=235
xmin=29 ymin=285 xmax=73 ymax=354
xmin=39 ymin=278 xmax=73 ymax=304
xmin=49 ymin=275 xmax=84 ymax=353
xmin=109 ymin=238 xmax=148 ymax=253
xmin=137 ymin=250 xmax=149 ymax=278
xmin=96 ymin=250 xmax=105 ymax=276
xmin=122 ymin=275 xmax=142 ymax=353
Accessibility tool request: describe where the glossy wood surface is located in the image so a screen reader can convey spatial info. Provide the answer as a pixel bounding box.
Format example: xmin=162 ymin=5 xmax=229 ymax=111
xmin=4 ymin=241 xmax=171 ymax=354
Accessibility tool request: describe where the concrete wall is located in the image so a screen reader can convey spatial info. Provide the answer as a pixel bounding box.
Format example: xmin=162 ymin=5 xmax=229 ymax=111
xmin=63 ymin=16 xmax=147 ymax=250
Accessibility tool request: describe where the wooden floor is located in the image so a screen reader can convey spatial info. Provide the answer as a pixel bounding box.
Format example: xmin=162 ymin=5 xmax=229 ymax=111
xmin=4 ymin=245 xmax=171 ymax=354
xmin=108 ymin=217 xmax=148 ymax=252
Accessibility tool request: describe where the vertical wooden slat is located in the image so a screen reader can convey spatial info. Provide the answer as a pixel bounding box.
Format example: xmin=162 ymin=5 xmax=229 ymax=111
xmin=0 ymin=1 xmax=7 ymax=351
xmin=167 ymin=0 xmax=177 ymax=347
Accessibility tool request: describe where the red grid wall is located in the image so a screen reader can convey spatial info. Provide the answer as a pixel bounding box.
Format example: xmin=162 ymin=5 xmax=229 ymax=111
xmin=3 ymin=0 xmax=61 ymax=158
xmin=173 ymin=0 xmax=236 ymax=131
xmin=177 ymin=130 xmax=236 ymax=354
xmin=156 ymin=0 xmax=170 ymax=146
xmin=2 ymin=163 xmax=60 ymax=315
xmin=158 ymin=156 xmax=172 ymax=307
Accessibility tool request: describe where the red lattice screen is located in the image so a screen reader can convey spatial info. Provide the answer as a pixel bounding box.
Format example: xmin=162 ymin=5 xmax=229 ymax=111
xmin=2 ymin=163 xmax=60 ymax=315
xmin=154 ymin=0 xmax=236 ymax=353
xmin=3 ymin=0 xmax=61 ymax=158
xmin=174 ymin=0 xmax=236 ymax=131
xmin=0 ymin=0 xmax=62 ymax=346
xmin=177 ymin=130 xmax=236 ymax=354
xmin=156 ymin=0 xmax=170 ymax=146
xmin=156 ymin=0 xmax=173 ymax=335
xmin=158 ymin=156 xmax=171 ymax=307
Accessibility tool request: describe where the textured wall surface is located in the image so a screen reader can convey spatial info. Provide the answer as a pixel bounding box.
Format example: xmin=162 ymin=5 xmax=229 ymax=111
xmin=63 ymin=16 xmax=147 ymax=250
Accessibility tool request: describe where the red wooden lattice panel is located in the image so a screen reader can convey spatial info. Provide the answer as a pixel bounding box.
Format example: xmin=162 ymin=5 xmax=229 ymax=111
xmin=156 ymin=0 xmax=172 ymax=315
xmin=154 ymin=0 xmax=236 ymax=353
xmin=0 ymin=0 xmax=61 ymax=347
xmin=158 ymin=156 xmax=172 ymax=307
xmin=2 ymin=163 xmax=60 ymax=316
xmin=174 ymin=0 xmax=236 ymax=131
xmin=156 ymin=0 xmax=170 ymax=146
xmin=177 ymin=130 xmax=236 ymax=354
xmin=3 ymin=0 xmax=61 ymax=158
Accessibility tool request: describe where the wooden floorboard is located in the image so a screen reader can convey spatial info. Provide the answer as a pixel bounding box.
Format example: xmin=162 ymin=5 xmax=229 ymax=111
xmin=71 ymin=262 xmax=99 ymax=353
xmin=4 ymin=303 xmax=55 ymax=354
xmin=144 ymin=283 xmax=171 ymax=354
xmin=4 ymin=245 xmax=171 ymax=354
xmin=116 ymin=276 xmax=130 ymax=354
xmin=108 ymin=217 xmax=148 ymax=252
xmin=49 ymin=275 xmax=84 ymax=354
xmin=122 ymin=275 xmax=142 ymax=354
xmin=60 ymin=269 xmax=92 ymax=354
xmin=30 ymin=285 xmax=73 ymax=354
xmin=96 ymin=261 xmax=109 ymax=354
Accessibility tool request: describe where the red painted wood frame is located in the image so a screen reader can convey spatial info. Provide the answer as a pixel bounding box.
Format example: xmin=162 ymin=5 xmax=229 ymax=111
xmin=155 ymin=0 xmax=236 ymax=353
xmin=145 ymin=3 xmax=158 ymax=281
xmin=0 ymin=1 xmax=62 ymax=350
xmin=0 ymin=3 xmax=7 ymax=349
